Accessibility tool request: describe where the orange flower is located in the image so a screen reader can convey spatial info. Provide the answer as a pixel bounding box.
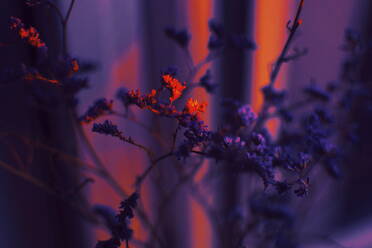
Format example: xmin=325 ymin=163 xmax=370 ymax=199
xmin=162 ymin=74 xmax=186 ymax=103
xmin=71 ymin=59 xmax=79 ymax=73
xmin=10 ymin=17 xmax=46 ymax=48
xmin=184 ymin=98 xmax=207 ymax=116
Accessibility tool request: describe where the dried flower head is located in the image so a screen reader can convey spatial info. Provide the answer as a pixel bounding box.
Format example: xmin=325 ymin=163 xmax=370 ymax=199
xmin=184 ymin=98 xmax=207 ymax=117
xmin=80 ymin=99 xmax=114 ymax=123
xmin=10 ymin=17 xmax=46 ymax=49
xmin=162 ymin=74 xmax=186 ymax=103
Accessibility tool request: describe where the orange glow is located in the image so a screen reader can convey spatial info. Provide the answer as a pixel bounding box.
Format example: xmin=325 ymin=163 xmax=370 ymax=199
xmin=24 ymin=72 xmax=59 ymax=84
xmin=253 ymin=1 xmax=292 ymax=133
xmin=109 ymin=44 xmax=140 ymax=93
xmin=187 ymin=0 xmax=213 ymax=247
xmin=71 ymin=59 xmax=79 ymax=73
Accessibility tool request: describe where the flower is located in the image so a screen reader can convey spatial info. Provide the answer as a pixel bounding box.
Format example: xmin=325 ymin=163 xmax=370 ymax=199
xmin=164 ymin=27 xmax=191 ymax=48
xmin=199 ymin=70 xmax=218 ymax=93
xmin=208 ymin=20 xmax=225 ymax=50
xmin=162 ymin=74 xmax=186 ymax=103
xmin=184 ymin=98 xmax=207 ymax=117
xmin=303 ymin=83 xmax=330 ymax=102
xmin=92 ymin=120 xmax=121 ymax=137
xmin=80 ymin=99 xmax=113 ymax=123
xmin=237 ymin=104 xmax=257 ymax=127
xmin=10 ymin=17 xmax=46 ymax=49
xmin=95 ymin=193 xmax=139 ymax=248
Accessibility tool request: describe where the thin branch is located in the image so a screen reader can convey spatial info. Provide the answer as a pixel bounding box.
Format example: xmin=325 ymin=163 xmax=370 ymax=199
xmin=0 ymin=132 xmax=100 ymax=174
xmin=0 ymin=159 xmax=99 ymax=224
xmin=254 ymin=0 xmax=305 ymax=130
xmin=117 ymin=134 xmax=154 ymax=159
xmin=62 ymin=0 xmax=76 ymax=55
xmin=46 ymin=1 xmax=65 ymax=26
xmin=72 ymin=113 xmax=162 ymax=246
xmin=64 ymin=0 xmax=76 ymax=25
xmin=269 ymin=0 xmax=305 ymax=87
xmin=135 ymin=152 xmax=174 ymax=190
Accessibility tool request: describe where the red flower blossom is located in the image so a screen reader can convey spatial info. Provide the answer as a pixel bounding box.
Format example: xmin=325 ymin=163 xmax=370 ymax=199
xmin=184 ymin=98 xmax=207 ymax=117
xmin=161 ymin=74 xmax=186 ymax=103
xmin=10 ymin=17 xmax=46 ymax=49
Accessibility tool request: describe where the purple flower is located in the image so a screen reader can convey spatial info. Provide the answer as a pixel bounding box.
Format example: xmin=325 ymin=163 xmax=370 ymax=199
xmin=116 ymin=87 xmax=135 ymax=108
xmin=303 ymin=83 xmax=330 ymax=102
xmin=95 ymin=193 xmax=139 ymax=248
xmin=80 ymin=98 xmax=113 ymax=123
xmin=199 ymin=70 xmax=218 ymax=93
xmin=208 ymin=20 xmax=224 ymax=50
xmin=92 ymin=120 xmax=121 ymax=137
xmin=262 ymin=86 xmax=286 ymax=106
xmin=165 ymin=27 xmax=191 ymax=48
xmin=237 ymin=104 xmax=257 ymax=127
xmin=208 ymin=35 xmax=224 ymax=50
xmin=223 ymin=136 xmax=246 ymax=148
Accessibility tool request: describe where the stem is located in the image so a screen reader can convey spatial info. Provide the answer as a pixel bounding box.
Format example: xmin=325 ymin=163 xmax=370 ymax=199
xmin=71 ymin=113 xmax=163 ymax=246
xmin=62 ymin=0 xmax=76 ymax=55
xmin=73 ymin=112 xmax=128 ymax=197
xmin=117 ymin=134 xmax=154 ymax=159
xmin=46 ymin=1 xmax=65 ymax=27
xmin=269 ymin=0 xmax=305 ymax=87
xmin=0 ymin=132 xmax=101 ymax=174
xmin=135 ymin=152 xmax=173 ymax=190
xmin=254 ymin=0 xmax=305 ymax=130
xmin=0 ymin=159 xmax=99 ymax=224
xmin=64 ymin=0 xmax=76 ymax=25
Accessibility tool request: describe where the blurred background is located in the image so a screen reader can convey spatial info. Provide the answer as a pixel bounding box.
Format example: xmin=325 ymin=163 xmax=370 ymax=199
xmin=1 ymin=0 xmax=372 ymax=247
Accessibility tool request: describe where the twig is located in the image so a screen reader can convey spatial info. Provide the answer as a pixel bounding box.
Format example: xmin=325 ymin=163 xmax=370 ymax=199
xmin=72 ymin=113 xmax=164 ymax=246
xmin=135 ymin=152 xmax=174 ymax=190
xmin=117 ymin=134 xmax=154 ymax=159
xmin=0 ymin=159 xmax=99 ymax=224
xmin=0 ymin=132 xmax=100 ymax=173
xmin=269 ymin=0 xmax=304 ymax=87
xmin=62 ymin=0 xmax=76 ymax=55
xmin=72 ymin=111 xmax=129 ymax=198
xmin=254 ymin=0 xmax=305 ymax=130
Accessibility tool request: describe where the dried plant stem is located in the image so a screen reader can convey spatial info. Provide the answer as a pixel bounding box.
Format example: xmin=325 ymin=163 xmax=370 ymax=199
xmin=254 ymin=0 xmax=305 ymax=130
xmin=0 ymin=159 xmax=99 ymax=224
xmin=46 ymin=0 xmax=76 ymax=55
xmin=73 ymin=115 xmax=166 ymax=247
xmin=269 ymin=0 xmax=304 ymax=87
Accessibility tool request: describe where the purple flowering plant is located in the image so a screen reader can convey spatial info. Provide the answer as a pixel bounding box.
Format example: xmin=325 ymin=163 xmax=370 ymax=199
xmin=1 ymin=0 xmax=369 ymax=247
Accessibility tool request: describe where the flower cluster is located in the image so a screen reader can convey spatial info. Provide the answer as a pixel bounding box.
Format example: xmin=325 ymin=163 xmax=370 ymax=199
xmin=8 ymin=2 xmax=372 ymax=247
xmin=198 ymin=70 xmax=218 ymax=93
xmin=92 ymin=120 xmax=121 ymax=137
xmin=164 ymin=27 xmax=191 ymax=48
xmin=80 ymin=99 xmax=114 ymax=123
xmin=10 ymin=16 xmax=46 ymax=49
xmin=96 ymin=192 xmax=139 ymax=248
xmin=161 ymin=74 xmax=186 ymax=103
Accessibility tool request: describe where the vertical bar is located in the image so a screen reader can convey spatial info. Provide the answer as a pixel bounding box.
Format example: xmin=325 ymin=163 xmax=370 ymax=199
xmin=187 ymin=0 xmax=213 ymax=247
xmin=215 ymin=0 xmax=255 ymax=247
